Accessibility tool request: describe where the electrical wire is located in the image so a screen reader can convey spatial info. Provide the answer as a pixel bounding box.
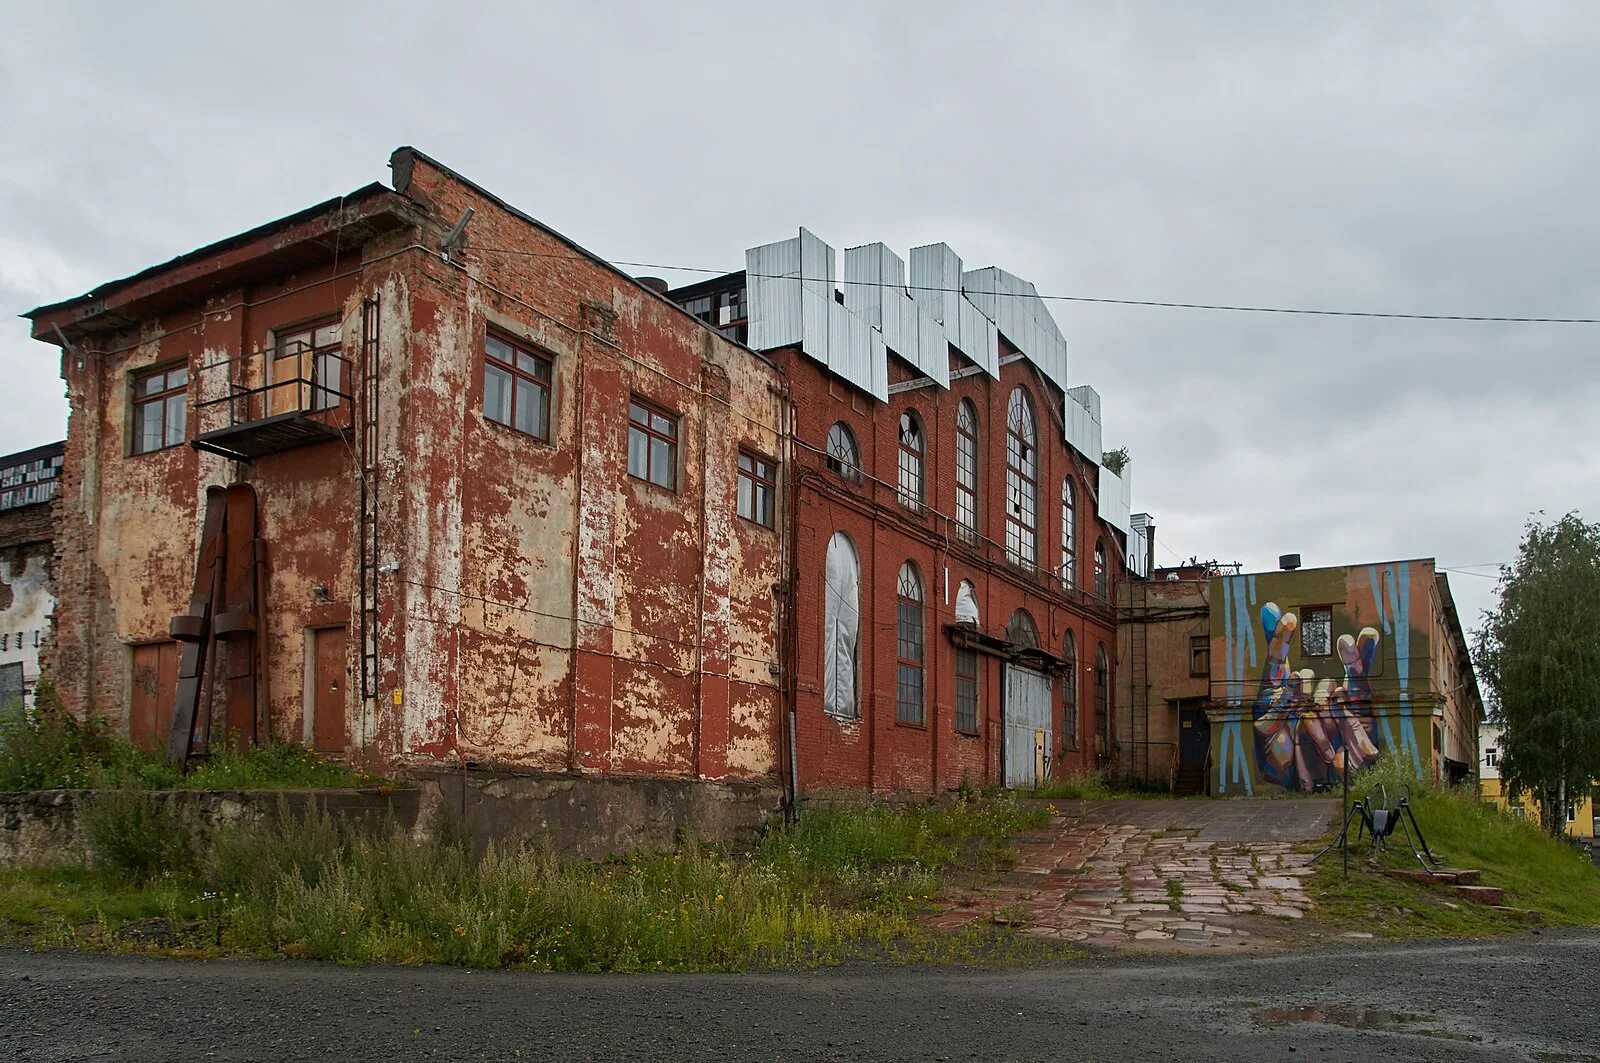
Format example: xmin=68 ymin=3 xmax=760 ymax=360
xmin=464 ymin=246 xmax=1600 ymax=325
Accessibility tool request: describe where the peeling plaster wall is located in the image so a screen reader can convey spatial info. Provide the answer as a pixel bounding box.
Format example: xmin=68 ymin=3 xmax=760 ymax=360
xmin=382 ymin=156 xmax=783 ymax=781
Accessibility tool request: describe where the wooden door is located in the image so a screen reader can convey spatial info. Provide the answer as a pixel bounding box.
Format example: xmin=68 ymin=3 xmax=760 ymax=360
xmin=311 ymin=626 xmax=348 ymax=752
xmin=130 ymin=641 xmax=179 ymax=750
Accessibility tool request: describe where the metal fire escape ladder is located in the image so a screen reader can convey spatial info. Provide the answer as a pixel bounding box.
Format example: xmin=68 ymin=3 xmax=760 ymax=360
xmin=357 ymin=296 xmax=382 ymax=723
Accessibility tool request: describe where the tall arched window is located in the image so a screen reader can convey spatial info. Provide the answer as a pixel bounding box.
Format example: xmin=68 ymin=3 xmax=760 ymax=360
xmin=1094 ymin=643 xmax=1110 ymax=755
xmin=954 ymin=399 xmax=979 ymax=543
xmin=1061 ymin=630 xmax=1078 ymax=750
xmin=1093 ymin=539 xmax=1108 ymax=600
xmin=826 ymin=422 xmax=862 ymax=483
xmin=895 ymin=562 xmax=925 ymax=725
xmin=1005 ymin=388 xmax=1037 ymax=567
xmin=1060 ymin=478 xmax=1077 ymax=590
xmin=823 ymin=532 xmax=861 ymax=718
xmin=1006 ymin=608 xmax=1039 ymax=650
xmin=896 ymin=411 xmax=924 ymax=509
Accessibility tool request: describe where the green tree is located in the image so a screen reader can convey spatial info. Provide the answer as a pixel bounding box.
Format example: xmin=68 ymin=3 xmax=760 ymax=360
xmin=1474 ymin=513 xmax=1600 ymax=835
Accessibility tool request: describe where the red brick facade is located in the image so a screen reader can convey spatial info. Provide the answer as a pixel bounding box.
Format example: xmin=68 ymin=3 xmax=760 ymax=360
xmin=775 ymin=346 xmax=1121 ymax=795
xmin=27 ymin=147 xmax=1123 ymax=798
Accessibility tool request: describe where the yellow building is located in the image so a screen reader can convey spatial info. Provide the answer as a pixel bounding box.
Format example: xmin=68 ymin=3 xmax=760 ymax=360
xmin=1479 ymin=723 xmax=1596 ymax=839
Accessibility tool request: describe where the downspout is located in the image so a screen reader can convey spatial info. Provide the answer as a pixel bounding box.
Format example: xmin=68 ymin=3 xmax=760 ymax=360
xmin=777 ymin=386 xmax=801 ymax=818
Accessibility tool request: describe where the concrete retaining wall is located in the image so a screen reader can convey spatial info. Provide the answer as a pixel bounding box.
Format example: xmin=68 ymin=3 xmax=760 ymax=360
xmin=1 ymin=772 xmax=781 ymax=868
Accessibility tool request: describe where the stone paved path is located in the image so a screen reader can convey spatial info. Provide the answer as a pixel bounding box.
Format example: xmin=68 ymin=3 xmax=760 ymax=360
xmin=927 ymin=798 xmax=1339 ymax=951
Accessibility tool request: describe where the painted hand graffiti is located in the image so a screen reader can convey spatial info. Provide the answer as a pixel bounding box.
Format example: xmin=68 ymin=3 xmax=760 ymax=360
xmin=1251 ymin=602 xmax=1382 ymax=791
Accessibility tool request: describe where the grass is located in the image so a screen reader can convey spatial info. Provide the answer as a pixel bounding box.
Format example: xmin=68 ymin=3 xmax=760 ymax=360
xmin=0 ymin=793 xmax=1055 ymax=971
xmin=1021 ymin=768 xmax=1171 ymax=801
xmin=0 ymin=693 xmax=380 ymax=792
xmin=1306 ymin=755 xmax=1600 ymax=937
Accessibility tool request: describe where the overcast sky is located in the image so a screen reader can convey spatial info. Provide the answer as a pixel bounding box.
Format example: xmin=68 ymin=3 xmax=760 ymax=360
xmin=4 ymin=3 xmax=1596 ymax=632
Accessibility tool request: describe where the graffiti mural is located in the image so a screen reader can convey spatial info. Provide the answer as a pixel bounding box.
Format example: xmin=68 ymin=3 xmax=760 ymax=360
xmin=1209 ymin=561 xmax=1437 ymax=795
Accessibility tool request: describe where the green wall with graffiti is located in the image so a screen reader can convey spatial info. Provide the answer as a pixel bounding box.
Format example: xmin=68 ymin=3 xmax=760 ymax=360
xmin=1206 ymin=560 xmax=1439 ymax=795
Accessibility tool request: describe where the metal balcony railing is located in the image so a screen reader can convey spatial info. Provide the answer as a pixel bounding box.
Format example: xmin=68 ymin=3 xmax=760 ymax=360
xmin=191 ymin=339 xmax=354 ymax=461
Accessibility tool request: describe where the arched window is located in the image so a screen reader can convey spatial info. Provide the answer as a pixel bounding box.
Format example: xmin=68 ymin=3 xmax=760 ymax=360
xmin=1093 ymin=539 xmax=1108 ymax=600
xmin=1006 ymin=608 xmax=1039 ymax=650
xmin=823 ymin=532 xmax=861 ymax=718
xmin=1005 ymin=388 xmax=1037 ymax=567
xmin=895 ymin=562 xmax=925 ymax=725
xmin=954 ymin=399 xmax=979 ymax=543
xmin=896 ymin=411 xmax=924 ymax=509
xmin=1060 ymin=478 xmax=1077 ymax=590
xmin=954 ymin=579 xmax=980 ymax=626
xmin=1094 ymin=643 xmax=1110 ymax=755
xmin=1061 ymin=630 xmax=1078 ymax=750
xmin=826 ymin=422 xmax=862 ymax=483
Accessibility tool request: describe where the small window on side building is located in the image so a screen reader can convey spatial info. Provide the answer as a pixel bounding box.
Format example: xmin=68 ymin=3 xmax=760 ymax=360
xmin=1189 ymin=635 xmax=1210 ymax=677
xmin=737 ymin=451 xmax=776 ymax=527
xmin=132 ymin=364 xmax=188 ymax=454
xmin=627 ymin=397 xmax=678 ymax=490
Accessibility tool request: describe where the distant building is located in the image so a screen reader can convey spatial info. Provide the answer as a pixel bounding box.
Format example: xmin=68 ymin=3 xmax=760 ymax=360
xmin=1478 ymin=721 xmax=1596 ymax=839
xmin=1204 ymin=557 xmax=1482 ymax=796
xmin=0 ymin=441 xmax=63 ymax=708
xmin=1115 ymin=560 xmax=1227 ymax=794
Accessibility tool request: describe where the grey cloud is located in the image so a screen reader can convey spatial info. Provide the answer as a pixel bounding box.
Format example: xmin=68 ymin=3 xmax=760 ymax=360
xmin=4 ymin=1 xmax=1597 ymax=632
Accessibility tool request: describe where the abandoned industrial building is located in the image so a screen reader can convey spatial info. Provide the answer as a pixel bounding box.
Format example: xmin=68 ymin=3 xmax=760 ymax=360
xmin=1115 ymin=556 xmax=1483 ymax=796
xmin=0 ymin=441 xmax=63 ymax=709
xmin=23 ymin=146 xmax=1144 ymax=805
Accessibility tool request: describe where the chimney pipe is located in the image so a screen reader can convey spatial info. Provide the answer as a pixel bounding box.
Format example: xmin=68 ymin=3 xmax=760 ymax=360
xmin=637 ymin=276 xmax=670 ymax=295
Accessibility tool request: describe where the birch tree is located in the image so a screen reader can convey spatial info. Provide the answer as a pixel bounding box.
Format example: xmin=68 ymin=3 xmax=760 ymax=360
xmin=1475 ymin=513 xmax=1600 ymax=835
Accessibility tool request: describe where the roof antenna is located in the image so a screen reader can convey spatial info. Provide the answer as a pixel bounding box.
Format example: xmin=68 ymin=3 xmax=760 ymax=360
xmin=51 ymin=323 xmax=85 ymax=371
xmin=440 ymin=207 xmax=475 ymax=259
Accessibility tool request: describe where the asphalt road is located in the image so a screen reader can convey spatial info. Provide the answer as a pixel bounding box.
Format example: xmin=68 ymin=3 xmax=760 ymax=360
xmin=3 ymin=932 xmax=1597 ymax=1062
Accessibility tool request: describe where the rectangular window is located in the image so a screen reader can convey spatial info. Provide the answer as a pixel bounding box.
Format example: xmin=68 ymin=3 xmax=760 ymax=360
xmin=681 ymin=295 xmax=714 ymax=322
xmin=1484 ymin=747 xmax=1499 ymax=767
xmin=132 ymin=364 xmax=188 ymax=454
xmin=736 ymin=451 xmax=776 ymax=528
xmin=628 ymin=397 xmax=678 ymax=490
xmin=955 ymin=649 xmax=979 ymax=735
xmin=1189 ymin=635 xmax=1210 ymax=677
xmin=483 ymin=332 xmax=552 ymax=441
xmin=1301 ymin=606 xmax=1333 ymax=657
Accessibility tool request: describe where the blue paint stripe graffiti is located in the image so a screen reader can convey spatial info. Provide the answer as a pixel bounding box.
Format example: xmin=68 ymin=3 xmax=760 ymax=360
xmin=1386 ymin=564 xmax=1421 ymax=775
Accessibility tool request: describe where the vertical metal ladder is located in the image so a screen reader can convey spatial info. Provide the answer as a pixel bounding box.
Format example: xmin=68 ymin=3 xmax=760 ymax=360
xmin=357 ymin=296 xmax=382 ymax=725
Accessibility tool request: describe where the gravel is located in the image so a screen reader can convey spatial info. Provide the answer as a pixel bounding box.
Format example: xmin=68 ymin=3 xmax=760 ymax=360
xmin=3 ymin=931 xmax=1597 ymax=1061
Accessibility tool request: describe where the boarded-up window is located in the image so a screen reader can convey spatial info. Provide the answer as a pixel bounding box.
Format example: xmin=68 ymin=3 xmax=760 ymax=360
xmin=823 ymin=532 xmax=860 ymax=719
xmin=1302 ymin=606 xmax=1333 ymax=657
xmin=1094 ymin=644 xmax=1110 ymax=755
xmin=954 ymin=580 xmax=980 ymax=626
xmin=1061 ymin=630 xmax=1078 ymax=750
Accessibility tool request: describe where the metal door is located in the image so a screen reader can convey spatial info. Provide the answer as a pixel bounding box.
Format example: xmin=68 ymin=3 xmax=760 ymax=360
xmin=1003 ymin=664 xmax=1053 ymax=788
xmin=1178 ymin=702 xmax=1210 ymax=769
xmin=311 ymin=626 xmax=348 ymax=752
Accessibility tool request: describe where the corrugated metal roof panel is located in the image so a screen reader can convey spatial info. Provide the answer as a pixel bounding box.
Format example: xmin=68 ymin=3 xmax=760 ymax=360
xmin=746 ymin=236 xmax=802 ymax=351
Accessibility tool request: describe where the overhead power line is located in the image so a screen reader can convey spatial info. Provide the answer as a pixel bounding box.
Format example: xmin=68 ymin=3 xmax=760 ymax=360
xmin=468 ymin=246 xmax=1600 ymax=325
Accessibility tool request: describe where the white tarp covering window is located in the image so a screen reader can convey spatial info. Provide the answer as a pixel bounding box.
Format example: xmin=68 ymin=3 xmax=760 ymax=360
xmin=954 ymin=580 xmax=980 ymax=626
xmin=823 ymin=532 xmax=861 ymax=718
